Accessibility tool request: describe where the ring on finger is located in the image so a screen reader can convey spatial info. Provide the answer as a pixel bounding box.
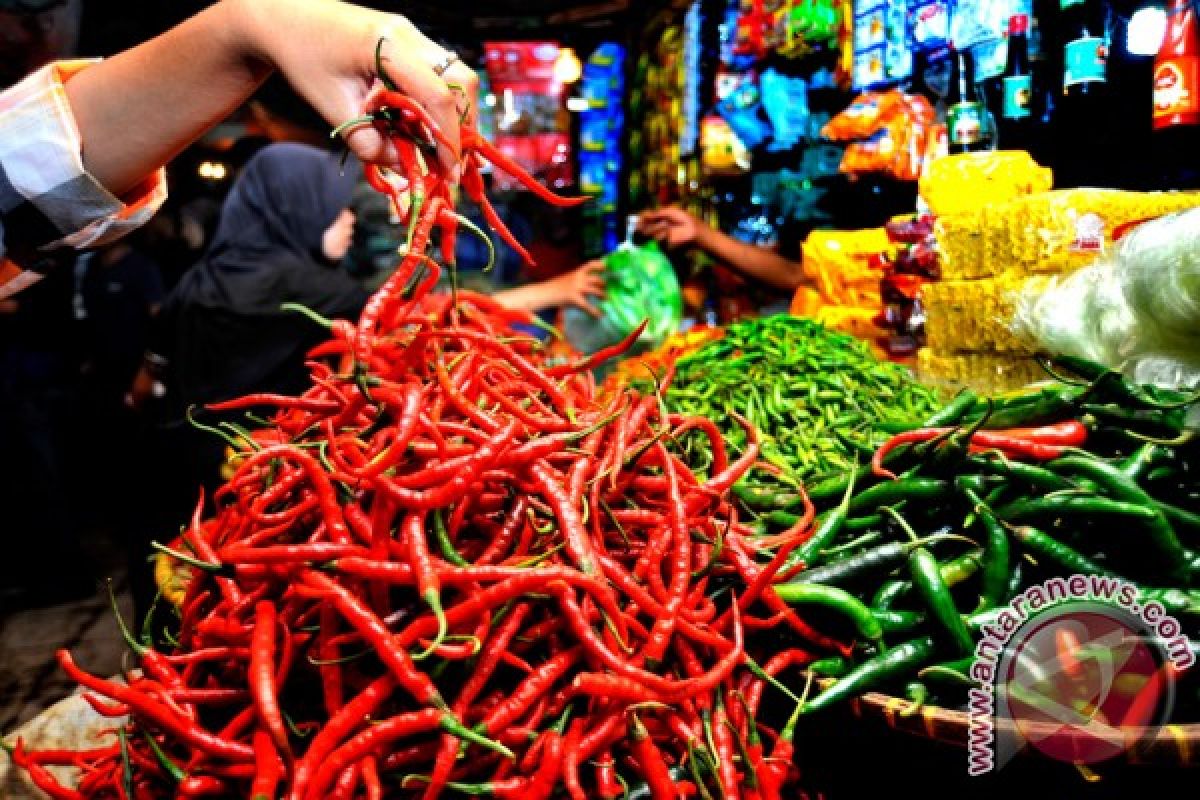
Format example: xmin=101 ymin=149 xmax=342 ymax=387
xmin=432 ymin=51 xmax=460 ymax=78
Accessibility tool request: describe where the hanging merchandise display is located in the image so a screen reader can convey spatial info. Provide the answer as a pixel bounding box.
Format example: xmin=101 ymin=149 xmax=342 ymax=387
xmin=483 ymin=41 xmax=574 ymax=192
xmin=760 ymin=67 xmax=812 ymax=149
xmin=1155 ymin=0 xmax=1200 ymax=128
xmin=628 ymin=3 xmax=707 ymax=210
xmin=853 ymin=0 xmax=889 ymax=87
xmin=822 ymin=90 xmax=939 ymax=181
xmin=578 ymin=43 xmax=627 ymax=255
xmin=946 ymin=46 xmax=993 ymax=152
xmin=997 ymin=13 xmax=1035 ymax=151
xmin=910 ymin=0 xmax=953 ymax=53
xmin=1154 ymin=0 xmax=1200 ymax=187
xmin=716 ymin=74 xmax=775 ymax=150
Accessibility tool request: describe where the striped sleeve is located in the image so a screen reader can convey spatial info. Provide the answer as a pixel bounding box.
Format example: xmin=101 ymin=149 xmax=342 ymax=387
xmin=0 ymin=60 xmax=168 ymax=299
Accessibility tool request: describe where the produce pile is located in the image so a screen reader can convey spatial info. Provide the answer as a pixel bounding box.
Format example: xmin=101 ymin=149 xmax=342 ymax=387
xmin=11 ymin=73 xmax=824 ymax=800
xmin=745 ymin=357 xmax=1200 ymax=718
xmin=660 ymin=315 xmax=941 ymax=483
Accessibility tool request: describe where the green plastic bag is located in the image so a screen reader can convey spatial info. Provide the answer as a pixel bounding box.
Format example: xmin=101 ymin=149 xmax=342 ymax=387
xmin=563 ymin=239 xmax=683 ymax=360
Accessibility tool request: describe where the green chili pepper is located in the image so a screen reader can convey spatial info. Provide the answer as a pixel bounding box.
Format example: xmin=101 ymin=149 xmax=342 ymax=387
xmin=848 ymin=479 xmax=949 ymax=515
xmin=872 ymin=579 xmax=909 ymax=610
xmin=1009 ymin=526 xmax=1118 ymax=576
xmin=808 ymin=656 xmax=851 ymax=678
xmin=1048 ymin=454 xmax=1190 ymax=570
xmin=1158 ymin=502 xmax=1200 ymax=537
xmin=791 ymin=532 xmax=965 ymax=588
xmin=900 ymin=681 xmax=929 ymax=716
xmin=962 ymin=488 xmax=1011 ymax=611
xmin=994 ymin=495 xmax=1160 ymax=523
xmin=872 ymin=608 xmax=926 ymax=635
xmin=910 ymin=546 xmax=975 ymax=655
xmin=774 ymin=583 xmax=884 ymax=642
xmin=785 ymin=469 xmax=857 ymax=571
xmin=966 ymin=454 xmax=1077 ymax=493
xmin=432 ymin=509 xmax=471 ymax=568
xmin=1139 ymin=587 xmax=1200 ymax=615
xmin=1119 ymin=443 xmax=1170 ymax=482
xmin=802 ymin=636 xmax=937 ymax=714
xmin=923 ymin=390 xmax=979 ymax=427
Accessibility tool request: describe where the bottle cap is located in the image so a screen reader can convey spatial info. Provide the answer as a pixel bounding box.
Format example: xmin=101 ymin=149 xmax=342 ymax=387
xmin=1009 ymin=14 xmax=1029 ymax=35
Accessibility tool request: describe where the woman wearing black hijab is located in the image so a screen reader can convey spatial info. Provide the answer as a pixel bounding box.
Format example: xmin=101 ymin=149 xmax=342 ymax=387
xmin=128 ymin=142 xmax=368 ymax=615
xmin=160 ymin=142 xmax=368 ymax=407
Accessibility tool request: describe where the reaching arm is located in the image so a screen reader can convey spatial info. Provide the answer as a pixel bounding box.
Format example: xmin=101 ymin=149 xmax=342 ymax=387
xmin=692 ymin=225 xmax=806 ymax=292
xmin=64 ymin=0 xmax=477 ymax=198
xmin=492 ymin=260 xmax=607 ymax=316
xmin=1 ymin=0 xmax=477 ymax=299
xmin=638 ymin=207 xmax=806 ymax=292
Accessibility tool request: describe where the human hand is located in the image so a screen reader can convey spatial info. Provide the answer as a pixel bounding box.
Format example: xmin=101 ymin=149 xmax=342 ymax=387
xmin=549 ymin=260 xmax=607 ymax=317
xmin=231 ymin=0 xmax=478 ymax=176
xmin=638 ymin=207 xmax=706 ymax=249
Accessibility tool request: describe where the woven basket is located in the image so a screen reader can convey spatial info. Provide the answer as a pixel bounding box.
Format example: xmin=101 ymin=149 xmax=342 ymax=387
xmin=843 ymin=689 xmax=1200 ymax=766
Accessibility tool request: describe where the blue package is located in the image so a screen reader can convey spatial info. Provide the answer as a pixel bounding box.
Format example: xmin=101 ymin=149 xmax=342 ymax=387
xmin=716 ymin=80 xmax=773 ymax=151
xmin=759 ymin=68 xmax=809 ymax=151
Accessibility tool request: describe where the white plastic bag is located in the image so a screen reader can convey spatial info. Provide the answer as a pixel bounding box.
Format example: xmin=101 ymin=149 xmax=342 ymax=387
xmin=1012 ymin=206 xmax=1200 ymax=388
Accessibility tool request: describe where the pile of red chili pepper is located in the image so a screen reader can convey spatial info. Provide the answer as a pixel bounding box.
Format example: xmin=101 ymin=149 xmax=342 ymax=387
xmin=10 ymin=65 xmax=829 ymax=800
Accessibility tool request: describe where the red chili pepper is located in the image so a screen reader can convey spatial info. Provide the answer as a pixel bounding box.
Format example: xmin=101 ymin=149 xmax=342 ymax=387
xmin=251 ymin=601 xmax=292 ymax=765
xmin=872 ymin=420 xmax=1088 ymax=478
xmin=10 ymin=741 xmax=86 ymax=800
xmin=592 ymin=749 xmax=623 ymax=800
xmin=58 ymin=653 xmax=253 ymax=763
xmin=306 ymin=708 xmax=444 ymax=800
xmin=299 ymin=570 xmax=444 ymax=709
xmin=711 ymin=699 xmax=740 ymax=800
xmin=361 ymin=756 xmax=384 ymax=800
xmin=463 ymin=130 xmax=588 ymax=208
xmin=250 ymin=728 xmax=284 ymax=800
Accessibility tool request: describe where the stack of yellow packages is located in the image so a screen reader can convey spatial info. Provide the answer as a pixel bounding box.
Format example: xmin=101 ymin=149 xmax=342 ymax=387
xmin=790 ymin=227 xmax=890 ymax=344
xmin=917 ymin=151 xmax=1200 ymax=393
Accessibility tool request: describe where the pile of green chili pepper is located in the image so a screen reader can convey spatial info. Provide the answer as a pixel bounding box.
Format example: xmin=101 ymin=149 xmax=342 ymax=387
xmin=744 ymin=356 xmax=1200 ymax=718
xmin=655 ymin=315 xmax=941 ymax=486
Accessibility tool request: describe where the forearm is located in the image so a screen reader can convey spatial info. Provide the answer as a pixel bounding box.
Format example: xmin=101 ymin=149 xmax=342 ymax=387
xmin=492 ymin=281 xmax=562 ymax=314
xmin=695 ymin=225 xmax=806 ymax=292
xmin=64 ymin=0 xmax=269 ymax=197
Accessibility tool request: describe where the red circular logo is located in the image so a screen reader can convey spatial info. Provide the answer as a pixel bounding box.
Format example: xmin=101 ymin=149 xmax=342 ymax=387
xmin=999 ymin=606 xmax=1174 ymax=765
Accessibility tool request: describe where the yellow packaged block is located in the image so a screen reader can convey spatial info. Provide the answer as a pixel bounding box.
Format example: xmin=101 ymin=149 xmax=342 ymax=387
xmin=915 ymin=350 xmax=1044 ymax=396
xmin=937 ymin=189 xmax=1200 ymax=281
xmin=919 ymin=150 xmax=1052 ymax=217
xmin=922 ymin=275 xmax=1051 ymax=354
xmin=814 ymin=305 xmax=881 ymax=342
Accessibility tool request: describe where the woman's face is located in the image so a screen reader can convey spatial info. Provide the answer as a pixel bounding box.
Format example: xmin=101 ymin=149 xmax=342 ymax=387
xmin=321 ymin=209 xmax=356 ymax=262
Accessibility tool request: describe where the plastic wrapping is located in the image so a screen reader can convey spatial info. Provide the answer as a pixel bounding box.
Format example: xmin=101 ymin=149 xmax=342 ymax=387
xmin=1011 ymin=207 xmax=1200 ymax=388
xmin=936 ymin=188 xmax=1200 ymax=281
xmin=915 ymin=350 xmax=1045 ymax=396
xmin=822 ymin=91 xmax=936 ymax=181
xmin=918 ymin=150 xmax=1052 ymax=217
xmin=563 ymin=239 xmax=683 ymax=361
xmin=922 ymin=275 xmax=1051 ymax=354
xmin=799 ymin=227 xmax=890 ymax=306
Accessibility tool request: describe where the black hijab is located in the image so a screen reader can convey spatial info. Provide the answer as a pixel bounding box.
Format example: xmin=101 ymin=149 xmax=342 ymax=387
xmin=162 ymin=143 xmax=369 ymax=406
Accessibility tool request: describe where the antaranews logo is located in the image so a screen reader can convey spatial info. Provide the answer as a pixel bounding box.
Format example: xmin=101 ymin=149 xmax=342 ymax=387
xmin=967 ymin=576 xmax=1194 ymax=775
